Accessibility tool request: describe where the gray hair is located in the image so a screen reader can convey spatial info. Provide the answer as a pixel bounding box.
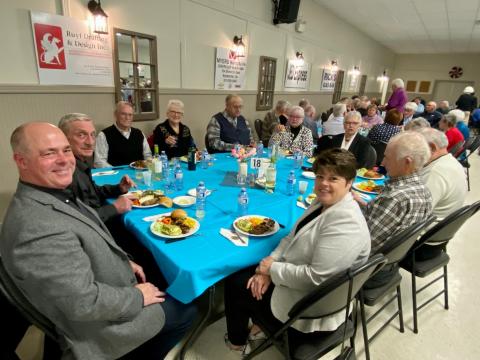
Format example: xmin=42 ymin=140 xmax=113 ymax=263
xmin=439 ymin=100 xmax=449 ymax=107
xmin=443 ymin=113 xmax=457 ymax=127
xmin=391 ymin=78 xmax=404 ymax=88
xmin=298 ymin=98 xmax=310 ymax=108
xmin=344 ymin=111 xmax=362 ymax=122
xmin=419 ymin=128 xmax=449 ymax=150
xmin=288 ymin=105 xmax=305 ymax=118
xmin=404 ymin=102 xmax=418 ymax=112
xmin=166 ymin=99 xmax=184 ymax=111
xmin=404 ymin=117 xmax=431 ymax=131
xmin=58 ymin=113 xmax=92 ymax=134
xmin=275 ymin=100 xmax=290 ymax=112
xmin=448 ymin=109 xmax=465 ymax=123
xmin=115 ymin=101 xmax=133 ymax=113
xmin=390 ymin=131 xmax=431 ymax=171
xmin=333 ymin=103 xmax=347 ymax=117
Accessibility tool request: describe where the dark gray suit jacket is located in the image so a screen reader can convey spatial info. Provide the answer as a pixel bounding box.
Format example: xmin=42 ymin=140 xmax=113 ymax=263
xmin=0 ymin=183 xmax=164 ymax=359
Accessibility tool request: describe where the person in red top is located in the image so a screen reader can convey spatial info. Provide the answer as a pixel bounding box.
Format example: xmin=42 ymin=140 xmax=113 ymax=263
xmin=439 ymin=113 xmax=464 ymax=152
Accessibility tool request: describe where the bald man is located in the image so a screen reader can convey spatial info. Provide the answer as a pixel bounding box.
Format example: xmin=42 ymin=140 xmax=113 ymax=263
xmin=1 ymin=122 xmax=195 ymax=359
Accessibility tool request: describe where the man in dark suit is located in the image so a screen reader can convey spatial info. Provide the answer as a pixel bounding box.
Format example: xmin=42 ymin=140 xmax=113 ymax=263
xmin=1 ymin=122 xmax=195 ymax=359
xmin=315 ymin=111 xmax=374 ymax=169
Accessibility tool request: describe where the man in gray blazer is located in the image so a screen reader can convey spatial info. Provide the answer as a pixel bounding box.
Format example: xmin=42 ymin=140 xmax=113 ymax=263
xmin=0 ymin=122 xmax=195 ymax=359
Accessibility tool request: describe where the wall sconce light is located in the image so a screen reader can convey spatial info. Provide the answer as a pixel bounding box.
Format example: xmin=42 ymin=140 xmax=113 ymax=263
xmin=88 ymin=0 xmax=108 ymax=34
xmin=330 ymin=60 xmax=338 ymax=72
xmin=349 ymin=66 xmax=360 ymax=77
xmin=233 ymin=35 xmax=246 ymax=58
xmin=295 ymin=51 xmax=305 ymax=65
xmin=377 ymin=70 xmax=388 ymax=82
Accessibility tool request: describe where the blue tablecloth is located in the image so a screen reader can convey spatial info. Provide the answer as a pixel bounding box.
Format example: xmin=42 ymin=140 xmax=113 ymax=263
xmin=93 ymin=154 xmax=384 ymax=303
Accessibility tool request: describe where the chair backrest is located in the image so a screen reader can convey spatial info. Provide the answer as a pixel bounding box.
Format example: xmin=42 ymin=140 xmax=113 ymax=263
xmin=372 ymin=141 xmax=387 ymax=166
xmin=448 ymin=140 xmax=464 ymax=156
xmin=254 ymin=118 xmax=263 ymax=141
xmin=414 ymin=201 xmax=480 ymax=249
xmin=466 ymin=135 xmax=480 ymax=158
xmin=288 ymin=254 xmax=387 ymax=321
xmin=0 ymin=257 xmax=60 ymax=343
xmin=376 ymin=216 xmax=436 ymax=265
xmin=364 ymin=145 xmax=377 ymax=169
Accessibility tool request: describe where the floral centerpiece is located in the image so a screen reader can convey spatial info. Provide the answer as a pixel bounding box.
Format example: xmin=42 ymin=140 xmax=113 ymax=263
xmin=231 ymin=146 xmax=257 ymax=184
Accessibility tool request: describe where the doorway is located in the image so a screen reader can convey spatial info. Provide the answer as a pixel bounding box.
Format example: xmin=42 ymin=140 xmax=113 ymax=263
xmin=432 ymin=80 xmax=474 ymax=105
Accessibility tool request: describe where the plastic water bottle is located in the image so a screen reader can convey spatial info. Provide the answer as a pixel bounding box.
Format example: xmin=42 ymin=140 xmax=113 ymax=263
xmin=286 ymin=170 xmax=296 ymax=196
xmin=160 ymin=151 xmax=169 ymax=174
xmin=256 ymin=143 xmax=264 ymax=157
xmin=174 ymin=164 xmax=183 ymax=191
xmin=201 ymin=149 xmax=209 ymax=169
xmin=317 ymin=123 xmax=323 ymax=138
xmin=237 ymin=187 xmax=249 ymax=216
xmin=195 ymin=181 xmax=206 ymax=219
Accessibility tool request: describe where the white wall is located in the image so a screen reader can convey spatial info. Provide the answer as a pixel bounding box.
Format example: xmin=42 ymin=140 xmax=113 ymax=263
xmin=0 ymin=0 xmax=397 ymax=220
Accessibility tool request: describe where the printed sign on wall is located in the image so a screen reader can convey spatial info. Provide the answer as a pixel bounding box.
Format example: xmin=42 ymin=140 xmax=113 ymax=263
xmin=320 ymin=69 xmax=337 ymax=92
xmin=31 ymin=11 xmax=113 ymax=86
xmin=214 ymin=47 xmax=247 ymax=90
xmin=284 ymin=60 xmax=310 ymax=89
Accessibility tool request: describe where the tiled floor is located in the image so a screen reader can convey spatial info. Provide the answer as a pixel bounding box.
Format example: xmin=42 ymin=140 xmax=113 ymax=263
xmin=18 ymin=152 xmax=480 ymax=360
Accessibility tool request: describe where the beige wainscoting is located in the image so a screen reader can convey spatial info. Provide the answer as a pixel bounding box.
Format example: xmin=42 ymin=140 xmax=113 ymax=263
xmin=0 ymin=85 xmax=380 ymax=220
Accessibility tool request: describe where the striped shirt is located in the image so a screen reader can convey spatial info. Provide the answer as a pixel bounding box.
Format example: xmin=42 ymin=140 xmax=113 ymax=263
xmin=363 ymin=172 xmax=432 ymax=254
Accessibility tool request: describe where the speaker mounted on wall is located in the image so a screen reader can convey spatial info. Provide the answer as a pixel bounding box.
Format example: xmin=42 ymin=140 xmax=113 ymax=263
xmin=273 ymin=0 xmax=301 ymax=25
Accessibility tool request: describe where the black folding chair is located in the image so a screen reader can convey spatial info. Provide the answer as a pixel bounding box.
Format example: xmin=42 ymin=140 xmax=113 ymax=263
xmin=254 ymin=119 xmax=263 ymax=143
xmin=400 ymin=201 xmax=480 ymax=333
xmin=0 ymin=257 xmax=63 ymax=356
xmin=244 ymin=254 xmax=387 ymax=360
xmin=457 ymin=135 xmax=480 ymax=190
xmin=364 ymin=145 xmax=377 ymax=169
xmin=448 ymin=140 xmax=464 ymax=157
xmin=359 ymin=216 xmax=435 ymax=360
xmin=371 ymin=142 xmax=387 ymax=166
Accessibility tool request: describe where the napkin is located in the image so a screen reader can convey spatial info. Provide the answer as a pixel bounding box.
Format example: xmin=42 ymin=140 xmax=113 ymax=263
xmin=92 ymin=170 xmax=119 ymax=177
xmin=296 ymin=201 xmax=308 ymax=209
xmin=143 ymin=212 xmax=171 ymax=222
xmin=220 ymin=228 xmax=249 ymax=247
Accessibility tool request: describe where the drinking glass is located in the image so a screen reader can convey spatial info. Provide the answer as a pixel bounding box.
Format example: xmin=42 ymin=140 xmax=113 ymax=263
xmin=135 ymin=168 xmax=143 ymax=181
xmin=142 ymin=170 xmax=152 ymax=188
xmin=298 ymin=180 xmax=308 ymax=195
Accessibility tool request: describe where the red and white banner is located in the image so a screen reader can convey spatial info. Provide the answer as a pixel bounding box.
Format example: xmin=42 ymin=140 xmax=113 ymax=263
xmin=31 ymin=12 xmax=113 ymax=86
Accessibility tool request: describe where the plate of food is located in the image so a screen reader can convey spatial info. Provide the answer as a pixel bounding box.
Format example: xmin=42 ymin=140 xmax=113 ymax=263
xmin=255 ymin=177 xmax=266 ymax=188
xmin=187 ymin=188 xmax=213 ymax=197
xmin=357 ymin=168 xmax=385 ymax=180
xmin=301 ymin=171 xmax=316 ymax=180
xmin=305 ymin=193 xmax=317 ymax=205
xmin=233 ymin=215 xmax=280 ymax=237
xmin=173 ymin=195 xmax=196 ymax=208
xmin=129 ymin=159 xmax=152 ymax=170
xmin=150 ymin=209 xmax=200 ymax=239
xmin=306 ymin=157 xmax=315 ymax=164
xmin=127 ymin=190 xmax=173 ymax=208
xmin=352 ymin=181 xmax=384 ymax=195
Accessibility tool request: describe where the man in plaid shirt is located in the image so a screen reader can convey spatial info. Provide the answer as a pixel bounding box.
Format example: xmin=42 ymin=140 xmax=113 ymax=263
xmin=355 ymin=131 xmax=433 ymax=288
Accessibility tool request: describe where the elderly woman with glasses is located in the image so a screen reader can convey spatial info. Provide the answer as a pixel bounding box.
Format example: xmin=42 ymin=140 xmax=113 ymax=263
xmin=153 ymin=99 xmax=196 ymax=159
xmin=269 ymin=105 xmax=314 ymax=157
xmin=223 ymin=149 xmax=371 ymax=356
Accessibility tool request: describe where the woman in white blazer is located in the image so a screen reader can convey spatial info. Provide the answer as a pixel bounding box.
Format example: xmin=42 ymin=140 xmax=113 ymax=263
xmin=224 ymin=149 xmax=371 ymax=355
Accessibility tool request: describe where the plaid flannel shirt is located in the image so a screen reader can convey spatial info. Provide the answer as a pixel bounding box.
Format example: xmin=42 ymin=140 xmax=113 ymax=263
xmin=363 ymin=172 xmax=432 ymax=254
xmin=206 ymin=112 xmax=253 ymax=152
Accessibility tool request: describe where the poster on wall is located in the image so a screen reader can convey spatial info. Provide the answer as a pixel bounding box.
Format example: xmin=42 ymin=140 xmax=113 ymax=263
xmin=31 ymin=11 xmax=113 ymax=86
xmin=284 ymin=60 xmax=310 ymax=89
xmin=214 ymin=47 xmax=247 ymax=90
xmin=320 ymin=69 xmax=337 ymax=92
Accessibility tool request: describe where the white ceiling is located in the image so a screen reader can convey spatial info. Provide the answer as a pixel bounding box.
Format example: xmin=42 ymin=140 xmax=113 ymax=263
xmin=313 ymin=0 xmax=480 ymax=53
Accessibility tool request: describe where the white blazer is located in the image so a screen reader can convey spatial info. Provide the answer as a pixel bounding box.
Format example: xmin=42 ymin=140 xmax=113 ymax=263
xmin=269 ymin=192 xmax=370 ymax=332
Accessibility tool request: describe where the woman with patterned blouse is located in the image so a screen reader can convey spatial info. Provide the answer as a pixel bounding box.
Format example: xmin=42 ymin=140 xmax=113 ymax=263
xmin=153 ymin=99 xmax=196 ymax=159
xmin=270 ymin=106 xmax=314 ymax=157
xmin=368 ymin=109 xmax=402 ymax=145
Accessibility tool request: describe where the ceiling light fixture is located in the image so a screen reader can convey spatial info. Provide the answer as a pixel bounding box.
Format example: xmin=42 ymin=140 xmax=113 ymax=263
xmin=88 ymin=0 xmax=108 ymax=34
xmin=330 ymin=60 xmax=338 ymax=72
xmin=295 ymin=51 xmax=305 ymax=65
xmin=349 ymin=66 xmax=360 ymax=76
xmin=377 ymin=70 xmax=388 ymax=82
